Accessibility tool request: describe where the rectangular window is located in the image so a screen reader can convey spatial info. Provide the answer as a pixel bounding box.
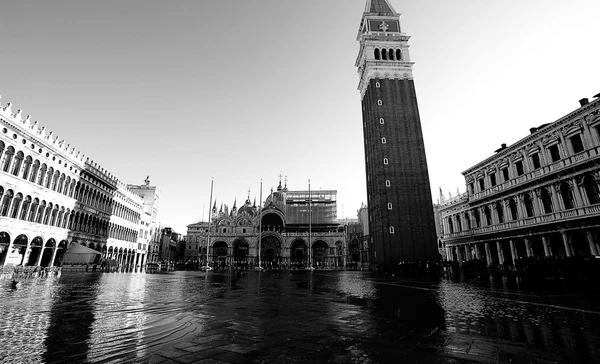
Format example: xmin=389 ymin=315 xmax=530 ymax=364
xmin=570 ymin=134 xmax=584 ymax=154
xmin=478 ymin=178 xmax=485 ymax=191
xmin=515 ymin=160 xmax=524 ymax=176
xmin=531 ymin=153 xmax=541 ymax=169
xmin=501 ymin=167 xmax=509 ymax=181
xmin=489 ymin=173 xmax=496 ymax=187
xmin=548 ymin=144 xmax=560 ymax=162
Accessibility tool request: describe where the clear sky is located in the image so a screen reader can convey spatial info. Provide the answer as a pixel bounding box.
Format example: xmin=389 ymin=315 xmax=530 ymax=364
xmin=0 ymin=0 xmax=598 ymax=234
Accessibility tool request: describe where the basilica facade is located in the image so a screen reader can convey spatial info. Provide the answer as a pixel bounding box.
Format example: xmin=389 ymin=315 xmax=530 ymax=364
xmin=187 ymin=182 xmax=347 ymax=267
xmin=0 ymin=95 xmax=160 ymax=270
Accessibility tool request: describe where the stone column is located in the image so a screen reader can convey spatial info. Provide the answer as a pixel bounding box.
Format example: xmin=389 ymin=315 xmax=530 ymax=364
xmin=509 ymin=240 xmax=518 ymax=263
xmin=496 ymin=241 xmax=504 ymax=265
xmin=35 ymin=248 xmax=44 ymax=266
xmin=542 ymin=236 xmax=551 ymax=257
xmin=571 ymin=177 xmax=584 ymax=207
xmin=465 ymin=245 xmax=472 ymax=261
xmin=484 ymin=243 xmax=492 ymax=266
xmin=49 ymin=248 xmax=59 ymax=267
xmin=524 ymin=238 xmax=534 ymax=257
xmin=446 ymin=247 xmax=452 ymax=261
xmin=558 ymin=132 xmax=569 ymax=157
xmin=561 ymin=231 xmax=573 ymax=257
xmin=532 ymin=190 xmax=543 ymax=215
xmin=550 ymin=184 xmax=562 ymax=211
xmin=474 ymin=244 xmax=481 ymax=260
xmin=585 ymin=230 xmax=599 ymax=256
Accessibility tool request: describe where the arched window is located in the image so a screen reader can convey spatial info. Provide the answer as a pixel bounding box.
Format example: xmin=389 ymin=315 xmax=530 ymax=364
xmin=45 ymin=167 xmax=54 ymax=189
xmin=396 ymin=49 xmax=402 ymax=60
xmin=43 ymin=203 xmax=53 ymax=225
xmin=38 ymin=164 xmax=47 ymax=186
xmin=50 ymin=205 xmax=59 ymax=226
xmin=29 ymin=160 xmax=40 ymax=183
xmin=456 ymin=215 xmax=462 ymax=231
xmin=484 ymin=205 xmax=492 ymax=225
xmin=508 ymin=198 xmax=518 ymax=220
xmin=381 ymin=48 xmax=387 ymax=60
xmin=11 ymin=151 xmax=24 ymax=176
xmin=388 ymin=48 xmax=394 ymax=60
xmin=0 ymin=141 xmax=4 ymax=164
xmin=464 ymin=212 xmax=471 ymax=230
xmin=20 ymin=195 xmax=31 ymax=220
xmin=560 ymin=182 xmax=575 ymax=209
xmin=69 ymin=180 xmax=76 ymax=198
xmin=28 ymin=198 xmax=39 ymax=222
xmin=57 ymin=174 xmax=66 ymax=194
xmin=51 ymin=171 xmax=60 ymax=191
xmin=541 ymin=188 xmax=553 ymax=214
xmin=22 ymin=156 xmax=32 ymax=180
xmin=473 ymin=209 xmax=481 ymax=228
xmin=36 ymin=201 xmax=46 ymax=224
xmin=374 ymin=48 xmax=380 ymax=60
xmin=583 ymin=175 xmax=600 ymax=204
xmin=0 ymin=189 xmax=14 ymax=216
xmin=1 ymin=146 xmax=15 ymax=172
xmin=523 ymin=193 xmax=534 ymax=217
xmin=57 ymin=207 xmax=65 ymax=228
xmin=10 ymin=192 xmax=22 ymax=219
xmin=448 ymin=218 xmax=454 ymax=233
xmin=495 ymin=202 xmax=504 ymax=223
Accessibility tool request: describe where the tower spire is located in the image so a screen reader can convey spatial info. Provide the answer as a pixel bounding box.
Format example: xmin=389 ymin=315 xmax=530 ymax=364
xmin=364 ymin=0 xmax=397 ymax=15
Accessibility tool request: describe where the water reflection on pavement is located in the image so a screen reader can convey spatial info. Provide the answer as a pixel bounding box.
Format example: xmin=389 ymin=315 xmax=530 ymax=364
xmin=0 ymin=271 xmax=599 ymax=363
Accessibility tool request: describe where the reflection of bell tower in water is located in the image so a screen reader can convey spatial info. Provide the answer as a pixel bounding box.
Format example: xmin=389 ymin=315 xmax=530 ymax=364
xmin=356 ymin=0 xmax=438 ymax=267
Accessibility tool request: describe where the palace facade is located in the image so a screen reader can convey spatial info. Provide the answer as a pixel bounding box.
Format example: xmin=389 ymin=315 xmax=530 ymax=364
xmin=187 ymin=182 xmax=347 ymax=267
xmin=0 ymin=95 xmax=160 ymax=270
xmin=439 ymin=95 xmax=600 ymax=264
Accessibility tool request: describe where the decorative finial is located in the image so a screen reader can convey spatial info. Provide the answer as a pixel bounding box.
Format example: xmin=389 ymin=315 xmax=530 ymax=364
xmin=144 ymin=175 xmax=150 ymax=186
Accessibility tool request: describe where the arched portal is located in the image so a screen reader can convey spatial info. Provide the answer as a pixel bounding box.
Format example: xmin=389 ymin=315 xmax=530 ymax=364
xmin=53 ymin=240 xmax=68 ymax=266
xmin=40 ymin=238 xmax=56 ymax=267
xmin=290 ymin=239 xmax=307 ymax=263
xmin=260 ymin=235 xmax=282 ymax=264
xmin=0 ymin=231 xmax=10 ymax=265
xmin=335 ymin=240 xmax=344 ymax=267
xmin=349 ymin=239 xmax=359 ymax=262
xmin=261 ymin=213 xmax=284 ymax=232
xmin=212 ymin=241 xmax=228 ymax=263
xmin=233 ymin=239 xmax=249 ymax=261
xmin=570 ymin=230 xmax=591 ymax=258
xmin=312 ymin=240 xmax=329 ymax=267
xmin=27 ymin=237 xmax=44 ymax=266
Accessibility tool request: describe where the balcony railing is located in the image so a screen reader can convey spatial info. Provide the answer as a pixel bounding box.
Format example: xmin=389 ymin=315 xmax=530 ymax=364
xmin=470 ymin=146 xmax=599 ymax=202
xmin=443 ymin=203 xmax=600 ymax=241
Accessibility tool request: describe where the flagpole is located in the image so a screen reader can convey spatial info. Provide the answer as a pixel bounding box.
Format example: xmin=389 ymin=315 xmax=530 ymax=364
xmin=204 ymin=178 xmax=214 ymax=270
xmin=258 ymin=179 xmax=263 ymax=269
xmin=308 ymin=179 xmax=311 ymax=268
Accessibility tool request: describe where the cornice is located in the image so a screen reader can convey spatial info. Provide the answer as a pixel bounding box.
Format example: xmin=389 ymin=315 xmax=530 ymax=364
xmin=462 ymin=98 xmax=600 ymax=176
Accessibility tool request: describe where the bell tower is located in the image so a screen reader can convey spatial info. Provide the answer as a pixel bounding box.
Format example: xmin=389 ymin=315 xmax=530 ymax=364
xmin=356 ymin=0 xmax=438 ymax=267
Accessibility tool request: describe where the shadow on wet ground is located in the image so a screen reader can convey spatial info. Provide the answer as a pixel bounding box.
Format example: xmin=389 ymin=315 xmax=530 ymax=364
xmin=1 ymin=270 xmax=599 ymax=363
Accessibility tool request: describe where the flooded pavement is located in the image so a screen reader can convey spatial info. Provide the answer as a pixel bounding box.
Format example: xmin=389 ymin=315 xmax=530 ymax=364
xmin=1 ymin=271 xmax=599 ymax=363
